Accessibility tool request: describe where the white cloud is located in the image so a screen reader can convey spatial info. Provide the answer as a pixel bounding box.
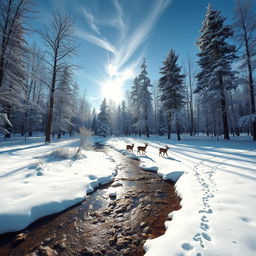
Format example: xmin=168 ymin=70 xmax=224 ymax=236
xmin=113 ymin=0 xmax=171 ymax=70
xmin=77 ymin=30 xmax=116 ymax=54
xmin=82 ymin=8 xmax=101 ymax=35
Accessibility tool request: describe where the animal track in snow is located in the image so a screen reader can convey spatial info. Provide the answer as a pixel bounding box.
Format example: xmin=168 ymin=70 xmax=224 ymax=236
xmin=181 ymin=242 xmax=194 ymax=251
xmin=202 ymin=232 xmax=211 ymax=241
xmin=200 ymin=222 xmax=209 ymax=231
xmin=190 ymin=156 xmax=220 ymax=250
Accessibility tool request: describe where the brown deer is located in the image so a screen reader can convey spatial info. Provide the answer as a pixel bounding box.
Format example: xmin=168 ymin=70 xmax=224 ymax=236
xmin=137 ymin=143 xmax=148 ymax=155
xmin=159 ymin=146 xmax=169 ymax=157
xmin=126 ymin=143 xmax=134 ymax=152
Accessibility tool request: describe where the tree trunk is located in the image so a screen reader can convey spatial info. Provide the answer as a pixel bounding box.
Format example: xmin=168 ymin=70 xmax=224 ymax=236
xmin=45 ymin=92 xmax=54 ymax=142
xmin=167 ymin=123 xmax=171 ymax=139
xmin=253 ymin=120 xmax=256 ymax=141
xmin=45 ymin=56 xmax=57 ymax=143
xmin=167 ymin=113 xmax=172 ymax=139
xmin=0 ymin=56 xmax=4 ymax=88
xmin=176 ymin=122 xmax=181 ymax=141
xmin=146 ymin=125 xmax=149 ymax=138
xmin=218 ymin=72 xmax=230 ymax=140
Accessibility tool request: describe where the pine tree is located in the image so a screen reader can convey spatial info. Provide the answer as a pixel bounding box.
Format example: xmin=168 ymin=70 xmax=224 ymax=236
xmin=0 ymin=14 xmax=28 ymax=136
xmin=158 ymin=50 xmax=186 ymax=140
xmin=130 ymin=76 xmax=140 ymax=136
xmin=137 ymin=59 xmax=153 ymax=138
xmin=90 ymin=107 xmax=97 ymax=134
xmin=158 ymin=108 xmax=167 ymax=136
xmin=53 ymin=66 xmax=74 ymax=139
xmin=195 ymin=4 xmax=237 ymax=140
xmin=97 ymin=98 xmax=111 ymax=137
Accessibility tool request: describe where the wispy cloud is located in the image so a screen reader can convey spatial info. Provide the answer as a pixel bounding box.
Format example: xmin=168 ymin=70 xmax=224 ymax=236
xmin=113 ymin=0 xmax=171 ymax=70
xmin=82 ymin=8 xmax=101 ymax=35
xmin=111 ymin=0 xmax=126 ymax=40
xmin=78 ymin=30 xmax=116 ymax=54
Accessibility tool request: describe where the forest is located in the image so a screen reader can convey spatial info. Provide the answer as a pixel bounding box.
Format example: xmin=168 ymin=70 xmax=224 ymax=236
xmin=0 ymin=0 xmax=255 ymax=142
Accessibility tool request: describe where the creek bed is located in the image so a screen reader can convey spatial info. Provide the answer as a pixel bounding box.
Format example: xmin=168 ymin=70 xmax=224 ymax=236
xmin=0 ymin=144 xmax=181 ymax=256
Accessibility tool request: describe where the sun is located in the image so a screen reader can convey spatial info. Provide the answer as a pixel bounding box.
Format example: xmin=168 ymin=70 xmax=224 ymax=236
xmin=101 ymin=80 xmax=123 ymax=104
xmin=101 ymin=67 xmax=134 ymax=104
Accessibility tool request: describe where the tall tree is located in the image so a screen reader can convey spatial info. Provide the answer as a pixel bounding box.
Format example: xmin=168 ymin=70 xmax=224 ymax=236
xmin=233 ymin=0 xmax=256 ymax=140
xmin=158 ymin=50 xmax=186 ymax=140
xmin=0 ymin=0 xmax=33 ymax=136
xmin=184 ymin=55 xmax=196 ymax=136
xmin=195 ymin=4 xmax=237 ymax=140
xmin=39 ymin=12 xmax=77 ymax=142
xmin=97 ymin=98 xmax=111 ymax=137
xmin=130 ymin=76 xmax=141 ymax=136
xmin=53 ymin=66 xmax=74 ymax=139
xmin=0 ymin=0 xmax=32 ymax=88
xmin=137 ymin=59 xmax=153 ymax=138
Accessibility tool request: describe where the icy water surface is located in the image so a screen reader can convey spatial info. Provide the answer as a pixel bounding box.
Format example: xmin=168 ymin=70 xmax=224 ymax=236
xmin=0 ymin=144 xmax=181 ymax=256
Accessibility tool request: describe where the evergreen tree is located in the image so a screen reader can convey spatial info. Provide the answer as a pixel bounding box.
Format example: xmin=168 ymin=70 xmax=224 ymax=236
xmin=195 ymin=4 xmax=237 ymax=140
xmin=137 ymin=59 xmax=153 ymax=138
xmin=97 ymin=98 xmax=111 ymax=137
xmin=53 ymin=66 xmax=74 ymax=139
xmin=90 ymin=107 xmax=97 ymax=134
xmin=158 ymin=50 xmax=186 ymax=140
xmin=0 ymin=15 xmax=28 ymax=136
xmin=158 ymin=108 xmax=167 ymax=136
xmin=130 ymin=76 xmax=140 ymax=136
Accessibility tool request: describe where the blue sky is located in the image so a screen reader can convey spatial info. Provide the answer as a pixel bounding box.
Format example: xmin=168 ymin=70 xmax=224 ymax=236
xmin=28 ymin=0 xmax=235 ymax=109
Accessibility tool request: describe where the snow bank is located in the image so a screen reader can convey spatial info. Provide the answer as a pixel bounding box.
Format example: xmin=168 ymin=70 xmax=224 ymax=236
xmin=107 ymin=135 xmax=256 ymax=256
xmin=0 ymin=136 xmax=117 ymax=234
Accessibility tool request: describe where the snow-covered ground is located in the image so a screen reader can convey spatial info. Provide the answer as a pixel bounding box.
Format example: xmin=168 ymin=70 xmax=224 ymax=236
xmin=1 ymin=134 xmax=256 ymax=256
xmin=0 ymin=135 xmax=117 ymax=234
xmin=107 ymin=135 xmax=256 ymax=256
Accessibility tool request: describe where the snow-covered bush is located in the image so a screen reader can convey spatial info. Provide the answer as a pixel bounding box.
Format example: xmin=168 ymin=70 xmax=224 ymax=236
xmin=239 ymin=114 xmax=256 ymax=127
xmin=51 ymin=147 xmax=77 ymax=159
xmin=0 ymin=113 xmax=12 ymax=135
xmin=77 ymin=127 xmax=94 ymax=154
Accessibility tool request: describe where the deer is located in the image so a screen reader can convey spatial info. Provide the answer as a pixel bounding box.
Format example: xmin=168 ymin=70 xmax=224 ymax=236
xmin=137 ymin=143 xmax=148 ymax=155
xmin=126 ymin=143 xmax=134 ymax=152
xmin=159 ymin=146 xmax=169 ymax=157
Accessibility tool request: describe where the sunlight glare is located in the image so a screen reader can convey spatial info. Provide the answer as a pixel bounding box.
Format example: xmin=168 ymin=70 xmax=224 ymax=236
xmin=101 ymin=68 xmax=134 ymax=104
xmin=107 ymin=64 xmax=118 ymax=77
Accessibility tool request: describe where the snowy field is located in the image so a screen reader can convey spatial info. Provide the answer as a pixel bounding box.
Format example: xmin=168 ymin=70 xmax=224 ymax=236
xmin=0 ymin=134 xmax=256 ymax=256
xmin=107 ymin=135 xmax=256 ymax=256
xmin=0 ymin=135 xmax=117 ymax=234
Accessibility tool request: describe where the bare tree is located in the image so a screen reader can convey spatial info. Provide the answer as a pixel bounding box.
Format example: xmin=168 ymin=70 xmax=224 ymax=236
xmin=233 ymin=0 xmax=256 ymax=140
xmin=39 ymin=12 xmax=77 ymax=142
xmin=184 ymin=55 xmax=196 ymax=136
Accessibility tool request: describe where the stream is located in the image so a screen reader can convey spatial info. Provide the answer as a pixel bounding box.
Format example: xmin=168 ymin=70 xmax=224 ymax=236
xmin=0 ymin=144 xmax=181 ymax=256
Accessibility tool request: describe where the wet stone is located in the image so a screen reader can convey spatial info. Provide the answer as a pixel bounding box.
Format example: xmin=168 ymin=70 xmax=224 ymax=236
xmin=140 ymin=222 xmax=147 ymax=228
xmin=15 ymin=232 xmax=28 ymax=242
xmin=115 ymin=205 xmax=127 ymax=213
xmin=37 ymin=246 xmax=57 ymax=256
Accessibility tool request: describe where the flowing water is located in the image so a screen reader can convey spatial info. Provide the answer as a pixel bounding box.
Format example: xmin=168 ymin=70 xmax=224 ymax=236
xmin=0 ymin=144 xmax=181 ymax=256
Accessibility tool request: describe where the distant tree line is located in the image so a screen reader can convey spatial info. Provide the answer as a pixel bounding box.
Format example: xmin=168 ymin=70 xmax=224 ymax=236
xmin=0 ymin=0 xmax=255 ymax=141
